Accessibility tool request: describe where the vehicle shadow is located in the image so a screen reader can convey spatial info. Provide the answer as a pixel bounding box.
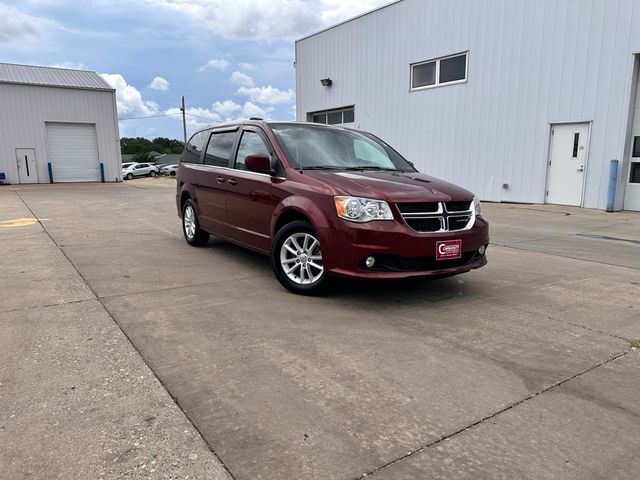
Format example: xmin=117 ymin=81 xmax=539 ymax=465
xmin=206 ymin=237 xmax=474 ymax=304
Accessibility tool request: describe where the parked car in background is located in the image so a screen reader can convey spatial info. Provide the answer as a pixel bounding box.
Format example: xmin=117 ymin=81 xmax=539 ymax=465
xmin=122 ymin=162 xmax=135 ymax=170
xmin=176 ymin=120 xmax=489 ymax=294
xmin=160 ymin=164 xmax=179 ymax=176
xmin=123 ymin=162 xmax=158 ymax=180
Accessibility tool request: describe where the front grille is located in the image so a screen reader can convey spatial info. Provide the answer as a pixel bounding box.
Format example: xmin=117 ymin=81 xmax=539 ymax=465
xmin=445 ymin=201 xmax=472 ymax=212
xmin=396 ymin=202 xmax=440 ymax=214
xmin=396 ymin=200 xmax=474 ymax=233
xmin=405 ymin=218 xmax=442 ymax=232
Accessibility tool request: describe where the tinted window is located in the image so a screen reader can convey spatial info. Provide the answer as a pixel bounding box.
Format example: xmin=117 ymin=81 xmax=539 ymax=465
xmin=630 ymin=163 xmax=640 ymax=184
xmin=327 ymin=112 xmax=342 ymax=125
xmin=312 ymin=113 xmax=327 ymax=124
xmin=235 ymin=131 xmax=270 ymax=171
xmin=343 ymin=109 xmax=355 ymax=123
xmin=412 ymin=61 xmax=436 ymax=88
xmin=183 ymin=131 xmax=207 ymax=163
xmin=204 ymin=131 xmax=237 ymax=167
xmin=439 ymin=54 xmax=466 ymax=83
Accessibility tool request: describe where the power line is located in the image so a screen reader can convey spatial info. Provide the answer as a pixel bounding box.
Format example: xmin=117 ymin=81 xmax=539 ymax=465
xmin=184 ymin=112 xmax=219 ymax=123
xmin=119 ymin=112 xmax=182 ymax=121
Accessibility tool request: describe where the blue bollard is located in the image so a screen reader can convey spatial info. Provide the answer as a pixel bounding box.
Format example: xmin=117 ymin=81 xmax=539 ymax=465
xmin=606 ymin=159 xmax=619 ymax=212
xmin=100 ymin=162 xmax=105 ymax=183
xmin=47 ymin=162 xmax=53 ymax=183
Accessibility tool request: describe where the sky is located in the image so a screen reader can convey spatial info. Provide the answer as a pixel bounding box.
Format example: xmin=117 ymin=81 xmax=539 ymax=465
xmin=0 ymin=0 xmax=389 ymax=140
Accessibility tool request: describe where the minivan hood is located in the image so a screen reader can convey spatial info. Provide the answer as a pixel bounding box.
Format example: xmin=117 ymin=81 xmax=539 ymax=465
xmin=304 ymin=170 xmax=473 ymax=202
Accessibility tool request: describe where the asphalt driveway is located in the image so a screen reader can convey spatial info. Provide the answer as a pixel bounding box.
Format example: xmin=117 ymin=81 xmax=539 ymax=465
xmin=1 ymin=179 xmax=639 ymax=479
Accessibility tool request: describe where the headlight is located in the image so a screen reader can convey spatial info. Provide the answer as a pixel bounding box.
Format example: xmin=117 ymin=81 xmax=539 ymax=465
xmin=473 ymin=196 xmax=482 ymax=215
xmin=334 ymin=196 xmax=393 ymax=222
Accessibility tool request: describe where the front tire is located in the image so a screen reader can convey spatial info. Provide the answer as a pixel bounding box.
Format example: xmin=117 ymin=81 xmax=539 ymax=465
xmin=150 ymin=170 xmax=157 ymax=177
xmin=182 ymin=199 xmax=210 ymax=246
xmin=126 ymin=173 xmax=133 ymax=180
xmin=271 ymin=221 xmax=328 ymax=295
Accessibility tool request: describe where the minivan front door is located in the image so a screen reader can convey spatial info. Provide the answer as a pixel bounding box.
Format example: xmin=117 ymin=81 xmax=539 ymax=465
xmin=225 ymin=129 xmax=278 ymax=252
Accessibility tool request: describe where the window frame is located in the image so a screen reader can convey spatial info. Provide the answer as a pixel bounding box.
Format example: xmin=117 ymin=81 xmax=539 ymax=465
xmin=202 ymin=127 xmax=240 ymax=168
xmin=308 ymin=106 xmax=355 ymax=126
xmin=410 ymin=51 xmax=468 ymax=92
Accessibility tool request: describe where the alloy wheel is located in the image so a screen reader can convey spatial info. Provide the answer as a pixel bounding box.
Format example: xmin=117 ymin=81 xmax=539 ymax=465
xmin=279 ymin=232 xmax=324 ymax=285
xmin=183 ymin=205 xmax=196 ymax=240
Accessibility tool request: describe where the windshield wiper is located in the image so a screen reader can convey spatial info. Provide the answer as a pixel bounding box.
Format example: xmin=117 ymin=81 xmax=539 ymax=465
xmin=344 ymin=166 xmax=398 ymax=171
xmin=302 ymin=165 xmax=347 ymax=170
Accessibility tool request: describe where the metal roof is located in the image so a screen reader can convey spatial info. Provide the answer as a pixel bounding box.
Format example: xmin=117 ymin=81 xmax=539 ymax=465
xmin=0 ymin=63 xmax=114 ymax=91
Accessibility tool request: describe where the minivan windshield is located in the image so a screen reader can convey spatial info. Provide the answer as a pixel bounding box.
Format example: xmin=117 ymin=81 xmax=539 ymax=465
xmin=270 ymin=124 xmax=416 ymax=172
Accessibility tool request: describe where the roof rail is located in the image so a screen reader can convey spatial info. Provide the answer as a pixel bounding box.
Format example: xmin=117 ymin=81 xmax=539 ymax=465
xmin=249 ymin=117 xmax=263 ymax=121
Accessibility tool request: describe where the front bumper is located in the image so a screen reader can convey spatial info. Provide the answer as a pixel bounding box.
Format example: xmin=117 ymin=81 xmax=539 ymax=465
xmin=316 ymin=216 xmax=489 ymax=279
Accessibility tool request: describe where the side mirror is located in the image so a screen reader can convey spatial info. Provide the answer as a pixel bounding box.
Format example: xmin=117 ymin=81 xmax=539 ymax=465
xmin=245 ymin=153 xmax=273 ymax=173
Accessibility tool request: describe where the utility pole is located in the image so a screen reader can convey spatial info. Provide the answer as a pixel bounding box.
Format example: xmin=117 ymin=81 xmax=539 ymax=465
xmin=180 ymin=96 xmax=187 ymax=145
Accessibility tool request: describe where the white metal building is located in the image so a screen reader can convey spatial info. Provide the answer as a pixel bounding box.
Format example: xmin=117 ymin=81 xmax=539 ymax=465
xmin=295 ymin=0 xmax=640 ymax=211
xmin=0 ymin=63 xmax=121 ymax=184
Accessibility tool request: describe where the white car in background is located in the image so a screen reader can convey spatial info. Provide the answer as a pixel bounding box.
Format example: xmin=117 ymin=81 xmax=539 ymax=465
xmin=160 ymin=164 xmax=179 ymax=176
xmin=122 ymin=162 xmax=158 ymax=180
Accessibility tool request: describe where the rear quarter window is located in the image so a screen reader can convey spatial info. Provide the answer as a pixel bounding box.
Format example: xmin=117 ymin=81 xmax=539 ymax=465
xmin=182 ymin=131 xmax=208 ymax=164
xmin=204 ymin=131 xmax=237 ymax=167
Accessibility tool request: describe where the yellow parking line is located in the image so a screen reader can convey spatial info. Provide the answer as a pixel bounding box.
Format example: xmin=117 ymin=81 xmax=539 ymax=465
xmin=0 ymin=218 xmax=46 ymax=228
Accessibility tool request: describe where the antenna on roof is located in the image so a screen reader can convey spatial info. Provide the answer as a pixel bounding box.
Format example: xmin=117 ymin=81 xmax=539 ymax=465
xmin=249 ymin=117 xmax=263 ymax=121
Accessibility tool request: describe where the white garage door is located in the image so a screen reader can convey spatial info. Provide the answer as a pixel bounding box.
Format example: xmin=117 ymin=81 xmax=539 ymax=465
xmin=46 ymin=123 xmax=100 ymax=182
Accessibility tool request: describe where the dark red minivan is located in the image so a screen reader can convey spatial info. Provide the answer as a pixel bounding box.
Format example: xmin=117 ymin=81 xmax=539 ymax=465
xmin=176 ymin=120 xmax=488 ymax=294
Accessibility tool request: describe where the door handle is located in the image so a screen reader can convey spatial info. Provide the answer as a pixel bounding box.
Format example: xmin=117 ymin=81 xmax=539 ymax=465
xmin=228 ymin=178 xmax=238 ymax=186
xmin=216 ymin=177 xmax=225 ymax=184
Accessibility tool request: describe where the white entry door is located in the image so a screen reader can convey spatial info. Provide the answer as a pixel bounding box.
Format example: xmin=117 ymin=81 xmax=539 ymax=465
xmin=546 ymin=123 xmax=590 ymax=206
xmin=16 ymin=148 xmax=39 ymax=184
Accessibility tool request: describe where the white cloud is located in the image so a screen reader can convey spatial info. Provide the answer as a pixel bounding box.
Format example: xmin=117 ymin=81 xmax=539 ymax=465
xmin=198 ymin=58 xmax=230 ymax=71
xmin=230 ymin=71 xmax=254 ymax=87
xmin=0 ymin=3 xmax=57 ymax=44
xmin=212 ymin=100 xmax=242 ymax=118
xmin=164 ymin=99 xmax=272 ymax=131
xmin=49 ymin=61 xmax=89 ymax=70
xmin=100 ymin=73 xmax=159 ymax=117
xmin=142 ymin=0 xmax=389 ymax=41
xmin=148 ymin=76 xmax=170 ymax=91
xmin=237 ymin=85 xmax=295 ymax=105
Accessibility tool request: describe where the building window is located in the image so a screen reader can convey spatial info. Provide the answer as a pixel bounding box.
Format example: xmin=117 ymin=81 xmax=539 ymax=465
xmin=308 ymin=106 xmax=355 ymax=126
xmin=633 ymin=136 xmax=640 ymax=157
xmin=630 ymin=163 xmax=640 ymax=184
xmin=411 ymin=52 xmax=467 ymax=91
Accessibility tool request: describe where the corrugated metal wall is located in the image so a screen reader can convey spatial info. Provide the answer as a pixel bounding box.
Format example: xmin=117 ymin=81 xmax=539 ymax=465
xmin=0 ymin=84 xmax=121 ymax=183
xmin=296 ymin=0 xmax=640 ymax=209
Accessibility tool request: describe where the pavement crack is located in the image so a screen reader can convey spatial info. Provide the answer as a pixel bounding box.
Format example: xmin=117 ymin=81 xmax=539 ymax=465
xmin=0 ymin=298 xmax=95 ymax=315
xmin=354 ymin=348 xmax=633 ymax=479
xmin=11 ymin=187 xmax=239 ymax=480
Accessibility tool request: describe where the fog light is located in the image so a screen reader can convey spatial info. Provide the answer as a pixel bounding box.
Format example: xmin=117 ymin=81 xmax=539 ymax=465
xmin=365 ymin=256 xmax=376 ymax=268
xmin=478 ymin=245 xmax=486 ymax=255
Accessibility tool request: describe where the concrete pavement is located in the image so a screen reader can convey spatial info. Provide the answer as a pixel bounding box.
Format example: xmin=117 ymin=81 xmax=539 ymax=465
xmin=1 ymin=180 xmax=639 ymax=479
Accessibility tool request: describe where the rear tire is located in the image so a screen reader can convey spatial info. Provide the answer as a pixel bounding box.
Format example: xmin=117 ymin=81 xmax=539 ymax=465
xmin=271 ymin=221 xmax=328 ymax=295
xmin=182 ymin=199 xmax=210 ymax=246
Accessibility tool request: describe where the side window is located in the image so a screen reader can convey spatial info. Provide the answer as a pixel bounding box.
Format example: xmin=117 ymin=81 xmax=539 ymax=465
xmin=204 ymin=131 xmax=237 ymax=167
xmin=183 ymin=131 xmax=207 ymax=164
xmin=235 ymin=131 xmax=270 ymax=171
